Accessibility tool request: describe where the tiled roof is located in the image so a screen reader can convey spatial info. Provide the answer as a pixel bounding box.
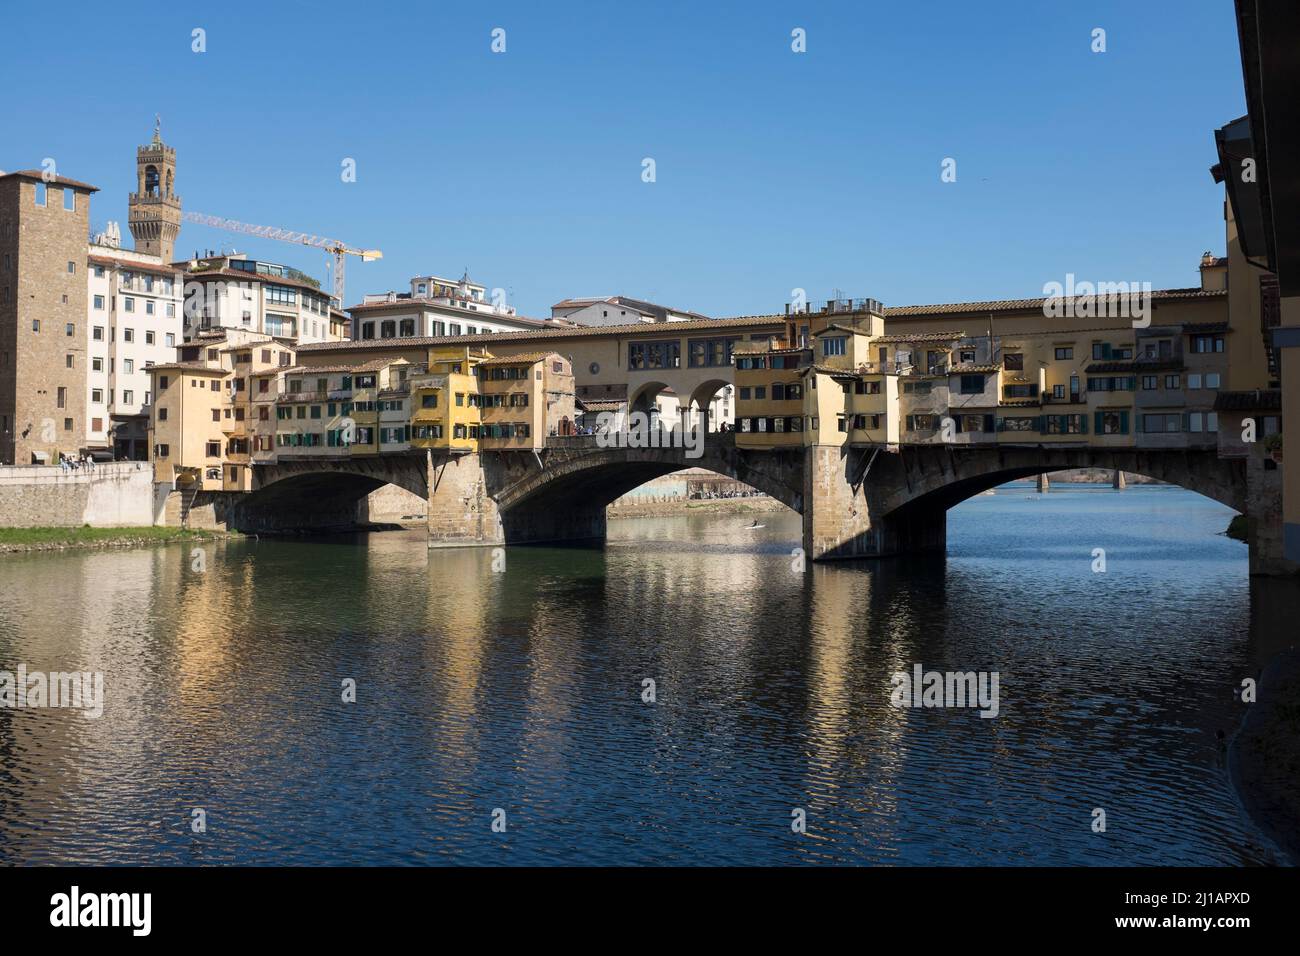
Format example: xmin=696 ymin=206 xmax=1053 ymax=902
xmin=873 ymin=331 xmax=965 ymax=344
xmin=182 ymin=268 xmax=328 ymax=296
xmin=281 ymin=358 xmax=394 ymax=374
xmin=1214 ymin=389 xmax=1282 ymax=411
xmin=0 ymin=169 xmax=99 ymax=191
xmin=1086 ymin=360 xmax=1181 ymax=373
xmin=479 ymin=351 xmax=561 ymax=366
xmin=347 ymin=297 xmax=561 ymax=328
xmin=87 ymin=254 xmax=178 ymax=277
xmin=1179 ymin=321 xmax=1230 ymax=334
xmin=577 ymin=399 xmax=625 ymax=412
xmin=800 ymin=364 xmax=859 ymax=378
xmin=881 ymin=288 xmax=1225 ymax=317
xmin=949 ymin=364 xmax=999 ymax=373
xmin=150 ymin=361 xmax=224 ymax=373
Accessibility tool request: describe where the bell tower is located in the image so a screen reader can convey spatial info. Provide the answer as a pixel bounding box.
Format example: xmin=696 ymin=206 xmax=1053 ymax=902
xmin=127 ymin=115 xmax=181 ymax=262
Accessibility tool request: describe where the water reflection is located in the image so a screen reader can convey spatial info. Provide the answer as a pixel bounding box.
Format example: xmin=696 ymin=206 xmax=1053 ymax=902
xmin=0 ymin=485 xmax=1289 ymax=864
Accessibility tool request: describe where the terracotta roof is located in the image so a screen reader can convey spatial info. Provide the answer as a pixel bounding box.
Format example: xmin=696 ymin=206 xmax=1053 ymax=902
xmin=949 ymin=364 xmax=999 ymax=373
xmin=150 ymin=362 xmax=225 ymax=373
xmin=87 ymin=254 xmax=178 ymax=277
xmin=182 ymin=268 xmax=329 ymax=296
xmin=297 ymin=314 xmax=786 ymax=352
xmin=282 ymin=358 xmax=394 ymax=374
xmin=999 ymin=399 xmax=1041 ymax=408
xmin=1180 ymin=321 xmax=1230 ymax=334
xmin=0 ymin=169 xmax=98 ymax=192
xmin=873 ymin=331 xmax=964 ymax=344
xmin=1086 ymin=360 xmax=1181 ymax=373
xmin=551 ymin=295 xmax=710 ymax=322
xmin=799 ymin=364 xmax=859 ymax=378
xmin=881 ymin=288 xmax=1225 ymax=317
xmin=479 ymin=351 xmax=562 ymax=366
xmin=1214 ymin=389 xmax=1282 ymax=411
xmin=347 ymin=297 xmax=561 ymax=328
xmin=577 ymin=399 xmax=625 ymax=412
xmin=811 ymin=323 xmax=867 ymax=336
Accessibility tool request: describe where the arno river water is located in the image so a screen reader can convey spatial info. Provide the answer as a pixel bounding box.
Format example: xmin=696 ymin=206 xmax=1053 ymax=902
xmin=0 ymin=484 xmax=1293 ymax=865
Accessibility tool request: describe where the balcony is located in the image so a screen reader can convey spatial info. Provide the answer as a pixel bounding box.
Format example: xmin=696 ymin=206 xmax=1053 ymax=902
xmin=277 ymin=391 xmax=328 ymax=404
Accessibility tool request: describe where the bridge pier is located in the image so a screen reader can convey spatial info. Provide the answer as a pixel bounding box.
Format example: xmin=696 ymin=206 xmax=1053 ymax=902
xmin=426 ymin=451 xmax=504 ymax=548
xmin=802 ymin=444 xmax=946 ymax=560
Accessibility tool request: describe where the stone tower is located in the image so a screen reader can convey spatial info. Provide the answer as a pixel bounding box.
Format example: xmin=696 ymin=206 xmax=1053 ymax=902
xmin=127 ymin=117 xmax=181 ymax=262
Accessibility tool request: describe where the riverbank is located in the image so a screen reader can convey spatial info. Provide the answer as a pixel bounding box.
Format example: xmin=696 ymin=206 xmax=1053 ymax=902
xmin=607 ymin=496 xmax=790 ymax=519
xmin=0 ymin=525 xmax=231 ymax=554
xmin=1230 ymin=649 xmax=1300 ymax=864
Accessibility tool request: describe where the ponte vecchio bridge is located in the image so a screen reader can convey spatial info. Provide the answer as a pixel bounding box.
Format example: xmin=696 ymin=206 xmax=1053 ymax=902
xmin=186 ymin=273 xmax=1287 ymax=573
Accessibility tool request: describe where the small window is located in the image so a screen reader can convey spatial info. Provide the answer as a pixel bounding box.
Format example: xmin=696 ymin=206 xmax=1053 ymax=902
xmin=34 ymin=183 xmax=46 ymax=206
xmin=63 ymin=188 xmax=75 ymax=211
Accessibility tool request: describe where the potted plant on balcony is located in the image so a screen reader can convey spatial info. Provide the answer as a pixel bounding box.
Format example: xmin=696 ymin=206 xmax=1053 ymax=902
xmin=1264 ymin=432 xmax=1282 ymax=464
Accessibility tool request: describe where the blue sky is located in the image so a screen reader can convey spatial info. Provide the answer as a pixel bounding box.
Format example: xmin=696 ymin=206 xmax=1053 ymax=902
xmin=1 ymin=0 xmax=1247 ymax=318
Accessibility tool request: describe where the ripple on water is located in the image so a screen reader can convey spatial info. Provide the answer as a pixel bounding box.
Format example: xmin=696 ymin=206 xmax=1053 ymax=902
xmin=0 ymin=488 xmax=1285 ymax=864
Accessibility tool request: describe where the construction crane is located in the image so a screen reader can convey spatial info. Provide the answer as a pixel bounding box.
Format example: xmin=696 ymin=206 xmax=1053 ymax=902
xmin=180 ymin=210 xmax=381 ymax=307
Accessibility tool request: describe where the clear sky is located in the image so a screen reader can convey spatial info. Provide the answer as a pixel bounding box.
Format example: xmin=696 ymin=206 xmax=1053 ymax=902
xmin=0 ymin=0 xmax=1248 ymax=319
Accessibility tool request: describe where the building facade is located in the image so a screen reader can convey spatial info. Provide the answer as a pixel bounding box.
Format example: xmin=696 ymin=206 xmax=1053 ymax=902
xmin=0 ymin=170 xmax=99 ymax=465
xmin=179 ymin=254 xmax=344 ymax=345
xmin=352 ymin=270 xmax=562 ymax=343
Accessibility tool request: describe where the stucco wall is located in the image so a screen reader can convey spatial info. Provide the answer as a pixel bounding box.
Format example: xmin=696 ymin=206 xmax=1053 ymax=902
xmin=0 ymin=462 xmax=156 ymax=527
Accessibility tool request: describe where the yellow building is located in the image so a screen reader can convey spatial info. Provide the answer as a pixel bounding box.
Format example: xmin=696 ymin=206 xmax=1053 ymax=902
xmin=148 ymin=361 xmax=230 ymax=490
xmin=409 ymin=346 xmax=490 ymax=453
xmin=479 ymin=352 xmax=575 ymax=451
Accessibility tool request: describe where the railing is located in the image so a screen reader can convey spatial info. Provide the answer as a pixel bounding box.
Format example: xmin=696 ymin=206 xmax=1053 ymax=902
xmin=277 ymin=391 xmax=329 ymax=403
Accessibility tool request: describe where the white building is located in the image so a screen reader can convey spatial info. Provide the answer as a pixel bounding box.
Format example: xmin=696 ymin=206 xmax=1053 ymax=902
xmin=179 ymin=253 xmax=347 ymax=346
xmin=550 ymin=295 xmax=710 ymax=327
xmin=351 ymin=270 xmax=569 ymax=342
xmin=85 ymin=225 xmax=184 ymax=459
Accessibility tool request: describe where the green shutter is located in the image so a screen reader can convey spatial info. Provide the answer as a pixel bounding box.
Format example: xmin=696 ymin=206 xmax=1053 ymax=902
xmin=1094 ymin=411 xmax=1103 ymax=434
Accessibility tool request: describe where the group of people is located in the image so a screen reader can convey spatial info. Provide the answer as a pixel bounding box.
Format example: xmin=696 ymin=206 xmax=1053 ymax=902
xmin=57 ymin=452 xmax=98 ymax=473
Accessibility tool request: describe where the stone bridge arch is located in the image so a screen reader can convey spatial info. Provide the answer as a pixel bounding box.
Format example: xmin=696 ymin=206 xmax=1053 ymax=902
xmin=484 ymin=436 xmax=804 ymax=545
xmin=872 ymin=445 xmax=1246 ymax=516
xmin=805 ymin=443 xmax=1250 ymax=561
xmin=223 ymin=455 xmax=430 ymax=532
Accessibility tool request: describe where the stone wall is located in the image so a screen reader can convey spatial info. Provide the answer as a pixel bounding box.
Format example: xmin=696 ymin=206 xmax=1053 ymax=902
xmin=0 ymin=462 xmax=156 ymax=527
xmin=363 ymin=483 xmax=427 ymax=522
xmin=427 ymin=452 xmax=503 ymax=547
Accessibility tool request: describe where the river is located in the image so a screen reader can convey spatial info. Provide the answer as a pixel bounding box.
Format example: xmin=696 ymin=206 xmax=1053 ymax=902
xmin=0 ymin=484 xmax=1291 ymax=864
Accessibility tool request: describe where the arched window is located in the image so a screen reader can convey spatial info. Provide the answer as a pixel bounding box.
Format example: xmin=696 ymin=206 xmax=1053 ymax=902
xmin=144 ymin=165 xmax=160 ymax=196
